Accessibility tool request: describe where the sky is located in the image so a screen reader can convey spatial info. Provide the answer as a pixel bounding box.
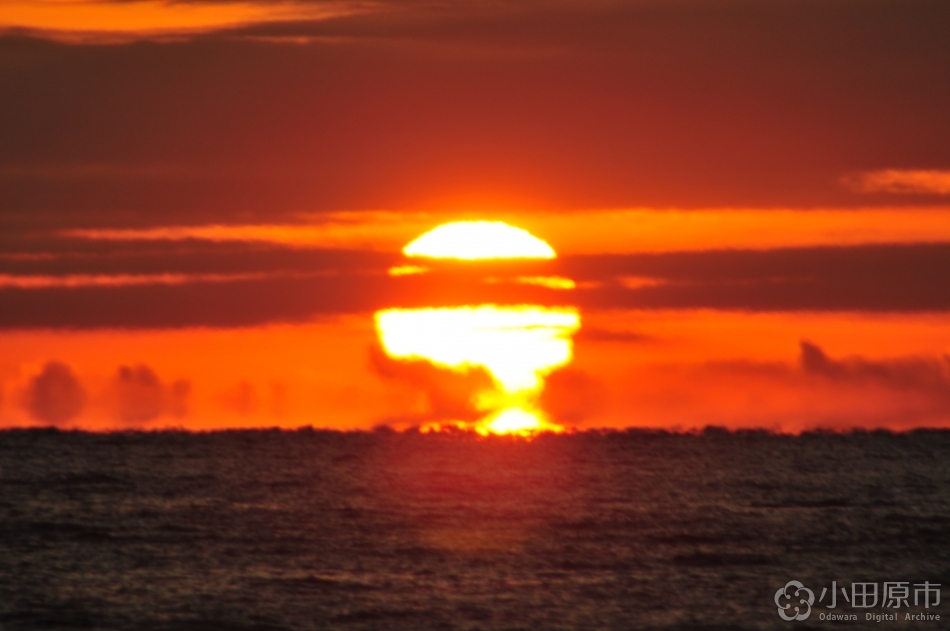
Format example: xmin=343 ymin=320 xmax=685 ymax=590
xmin=1 ymin=0 xmax=949 ymax=432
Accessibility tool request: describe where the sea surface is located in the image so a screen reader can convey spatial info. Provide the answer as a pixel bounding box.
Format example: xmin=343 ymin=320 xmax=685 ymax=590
xmin=0 ymin=428 xmax=948 ymax=630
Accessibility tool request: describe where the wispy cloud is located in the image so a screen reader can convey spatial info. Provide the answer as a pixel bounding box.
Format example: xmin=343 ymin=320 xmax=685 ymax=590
xmin=0 ymin=271 xmax=292 ymax=288
xmin=845 ymin=169 xmax=950 ymax=195
xmin=1 ymin=0 xmax=371 ymax=42
xmin=60 ymin=208 xmax=950 ymax=255
xmin=62 ymin=217 xmax=433 ymax=251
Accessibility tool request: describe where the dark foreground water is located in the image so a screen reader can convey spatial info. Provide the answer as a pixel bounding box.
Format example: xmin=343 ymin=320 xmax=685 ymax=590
xmin=0 ymin=429 xmax=948 ymax=631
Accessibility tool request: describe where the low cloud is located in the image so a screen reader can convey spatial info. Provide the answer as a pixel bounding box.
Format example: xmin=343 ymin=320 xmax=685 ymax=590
xmin=109 ymin=364 xmax=190 ymax=423
xmin=22 ymin=361 xmax=87 ymax=424
xmin=844 ymin=169 xmax=950 ymax=195
xmin=369 ymin=343 xmax=494 ymax=422
xmin=575 ymin=327 xmax=650 ymax=344
xmin=800 ymin=340 xmax=950 ymax=398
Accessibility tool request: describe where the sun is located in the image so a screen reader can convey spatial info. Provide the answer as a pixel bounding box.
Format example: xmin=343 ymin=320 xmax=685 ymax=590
xmin=375 ymin=306 xmax=580 ymax=394
xmin=377 ymin=220 xmax=578 ymax=436
xmin=403 ymin=220 xmax=556 ymax=260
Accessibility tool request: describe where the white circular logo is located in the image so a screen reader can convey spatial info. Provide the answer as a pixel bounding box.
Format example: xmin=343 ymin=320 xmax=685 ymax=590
xmin=775 ymin=580 xmax=815 ymax=621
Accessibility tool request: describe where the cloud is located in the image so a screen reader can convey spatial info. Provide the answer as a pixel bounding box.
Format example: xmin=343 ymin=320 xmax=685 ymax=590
xmin=2 ymin=0 xmax=950 ymax=225
xmin=1 ymin=1 xmax=368 ymax=43
xmin=0 ymin=274 xmax=390 ymax=328
xmin=39 ymin=209 xmax=950 ymax=257
xmin=113 ymin=365 xmax=163 ymax=422
xmin=799 ymin=341 xmax=950 ymax=398
xmin=0 ymin=272 xmax=279 ymax=288
xmin=61 ymin=220 xmax=425 ymax=250
xmin=0 ymin=240 xmax=393 ymax=278
xmin=22 ymin=361 xmax=87 ymax=424
xmin=368 ymin=342 xmax=494 ymax=422
xmin=569 ymin=243 xmax=950 ymax=313
xmin=575 ymin=327 xmax=649 ymax=344
xmin=590 ymin=344 xmax=950 ymax=432
xmin=845 ymin=170 xmax=950 ymax=195
xmin=110 ymin=364 xmax=190 ymax=422
xmin=4 ymin=242 xmax=950 ymax=329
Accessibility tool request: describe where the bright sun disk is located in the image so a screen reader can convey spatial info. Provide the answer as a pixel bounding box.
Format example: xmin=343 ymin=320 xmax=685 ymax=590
xmin=483 ymin=408 xmax=543 ymax=435
xmin=377 ymin=220 xmax=578 ymax=436
xmin=403 ymin=221 xmax=556 ymax=260
xmin=375 ymin=306 xmax=579 ymax=393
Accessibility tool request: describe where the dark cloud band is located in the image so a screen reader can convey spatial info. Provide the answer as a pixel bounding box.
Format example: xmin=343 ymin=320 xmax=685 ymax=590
xmin=1 ymin=243 xmax=949 ymax=328
xmin=2 ymin=0 xmax=949 ymax=220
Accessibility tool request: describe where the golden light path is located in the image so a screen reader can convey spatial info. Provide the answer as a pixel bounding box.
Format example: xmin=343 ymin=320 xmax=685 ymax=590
xmin=376 ymin=221 xmax=580 ymax=435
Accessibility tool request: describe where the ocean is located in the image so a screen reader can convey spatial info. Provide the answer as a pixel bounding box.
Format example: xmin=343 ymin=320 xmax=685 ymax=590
xmin=0 ymin=428 xmax=947 ymax=630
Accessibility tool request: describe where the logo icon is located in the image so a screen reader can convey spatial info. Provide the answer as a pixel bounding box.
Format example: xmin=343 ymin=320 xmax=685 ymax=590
xmin=775 ymin=580 xmax=815 ymax=621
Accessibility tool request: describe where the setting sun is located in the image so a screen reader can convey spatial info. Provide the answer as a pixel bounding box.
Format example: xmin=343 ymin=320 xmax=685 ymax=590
xmin=4 ymin=2 xmax=950 ymax=627
xmin=375 ymin=305 xmax=579 ymax=435
xmin=403 ymin=221 xmax=556 ymax=260
xmin=377 ymin=221 xmax=579 ymax=435
xmin=375 ymin=306 xmax=580 ymax=394
xmin=482 ymin=407 xmax=561 ymax=435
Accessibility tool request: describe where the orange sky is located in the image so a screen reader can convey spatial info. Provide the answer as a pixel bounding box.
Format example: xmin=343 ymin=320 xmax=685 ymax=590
xmin=3 ymin=207 xmax=950 ymax=433
xmin=2 ymin=308 xmax=949 ymax=433
xmin=2 ymin=0 xmax=949 ymax=433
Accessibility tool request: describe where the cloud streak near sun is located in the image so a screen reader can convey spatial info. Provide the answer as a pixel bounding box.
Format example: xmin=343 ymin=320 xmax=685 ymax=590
xmin=1 ymin=0 xmax=369 ymax=41
xmin=846 ymin=170 xmax=950 ymax=196
xmin=60 ymin=207 xmax=950 ymax=255
xmin=0 ymin=272 xmax=280 ymax=289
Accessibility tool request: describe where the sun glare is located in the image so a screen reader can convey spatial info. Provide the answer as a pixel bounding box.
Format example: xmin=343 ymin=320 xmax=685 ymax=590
xmin=377 ymin=221 xmax=580 ymax=435
xmin=403 ymin=221 xmax=556 ymax=260
xmin=375 ymin=306 xmax=579 ymax=393
xmin=483 ymin=408 xmax=544 ymax=435
xmin=387 ymin=265 xmax=429 ymax=276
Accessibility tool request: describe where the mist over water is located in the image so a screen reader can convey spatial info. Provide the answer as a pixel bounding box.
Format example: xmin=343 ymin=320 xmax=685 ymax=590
xmin=0 ymin=429 xmax=948 ymax=630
